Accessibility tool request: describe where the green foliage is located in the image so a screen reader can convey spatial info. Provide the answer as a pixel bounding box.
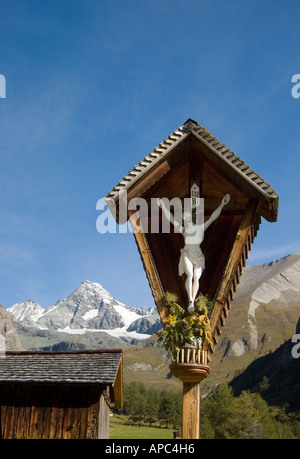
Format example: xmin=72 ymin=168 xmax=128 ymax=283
xmin=194 ymin=294 xmax=213 ymax=315
xmin=201 ymin=384 xmax=236 ymax=439
xmin=109 ymin=414 xmax=175 ymax=439
xmin=201 ymin=383 xmax=300 ymax=439
xmin=163 ymin=292 xmax=186 ymax=319
xmin=119 ymin=381 xmax=300 ymax=439
xmin=121 ymin=382 xmax=182 ymax=430
xmin=156 ymin=292 xmax=213 ymax=359
xmin=258 ymin=375 xmax=270 ymax=395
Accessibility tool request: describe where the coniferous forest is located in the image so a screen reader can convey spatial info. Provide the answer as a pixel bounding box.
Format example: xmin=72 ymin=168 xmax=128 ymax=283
xmin=118 ymin=381 xmax=300 ymax=439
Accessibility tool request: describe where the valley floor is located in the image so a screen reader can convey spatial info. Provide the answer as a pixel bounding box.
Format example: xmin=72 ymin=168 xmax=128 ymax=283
xmin=109 ymin=414 xmax=175 ymax=439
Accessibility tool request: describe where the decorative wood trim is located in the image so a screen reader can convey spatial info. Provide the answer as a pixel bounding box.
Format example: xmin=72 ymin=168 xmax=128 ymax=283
xmin=112 ymin=355 xmax=123 ymax=409
xmin=169 ymin=363 xmax=210 ymax=384
xmin=172 ymin=345 xmax=208 ymax=366
xmin=130 ymin=212 xmax=168 ymax=325
xmin=208 ymin=199 xmax=260 ymax=353
xmin=126 ymin=160 xmax=171 ymax=202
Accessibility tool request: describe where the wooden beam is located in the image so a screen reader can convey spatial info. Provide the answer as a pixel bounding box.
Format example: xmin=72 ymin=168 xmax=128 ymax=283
xmin=130 ymin=212 xmax=168 ymax=325
xmin=202 ymin=215 xmax=241 ymax=301
xmin=126 ymin=160 xmax=171 ymax=202
xmin=190 ymin=133 xmax=278 ymax=222
xmin=182 ymin=382 xmax=200 ymax=439
xmin=112 ymin=355 xmax=123 ymax=409
xmin=209 ymin=199 xmax=260 ymax=349
xmin=170 ymin=360 xmax=210 ymax=439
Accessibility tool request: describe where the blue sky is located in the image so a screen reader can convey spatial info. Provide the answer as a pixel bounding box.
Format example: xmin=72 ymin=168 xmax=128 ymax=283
xmin=0 ymin=0 xmax=299 ymax=310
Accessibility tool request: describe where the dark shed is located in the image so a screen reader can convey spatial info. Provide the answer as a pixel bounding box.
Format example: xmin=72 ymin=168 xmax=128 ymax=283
xmin=0 ymin=350 xmax=123 ymax=439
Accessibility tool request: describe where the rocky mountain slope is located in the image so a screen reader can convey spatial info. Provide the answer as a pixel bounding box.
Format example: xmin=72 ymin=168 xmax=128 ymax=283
xmin=7 ymin=280 xmax=161 ymax=350
xmin=3 ymin=253 xmax=300 ymax=409
xmin=223 ymin=253 xmax=300 ymax=357
xmin=0 ymin=305 xmax=23 ymax=352
xmin=123 ymin=254 xmax=300 ymax=397
xmin=228 ymin=315 xmax=300 ymax=411
xmin=205 ymin=253 xmax=300 ymax=393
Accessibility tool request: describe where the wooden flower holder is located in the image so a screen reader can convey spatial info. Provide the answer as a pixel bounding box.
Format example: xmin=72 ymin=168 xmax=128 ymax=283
xmin=169 ymin=346 xmax=210 ymax=439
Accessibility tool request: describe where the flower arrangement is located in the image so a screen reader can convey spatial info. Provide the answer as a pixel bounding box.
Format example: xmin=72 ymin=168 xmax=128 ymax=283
xmin=156 ymin=292 xmax=213 ymax=360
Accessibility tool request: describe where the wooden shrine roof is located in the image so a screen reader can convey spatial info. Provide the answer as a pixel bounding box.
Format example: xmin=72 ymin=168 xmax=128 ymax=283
xmin=0 ymin=350 xmax=123 ymax=386
xmin=107 ymin=119 xmax=279 ymax=223
xmin=105 ymin=119 xmax=279 ymax=357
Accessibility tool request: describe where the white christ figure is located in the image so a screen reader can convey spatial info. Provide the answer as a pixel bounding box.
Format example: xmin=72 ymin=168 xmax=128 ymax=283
xmin=157 ymin=194 xmax=230 ymax=314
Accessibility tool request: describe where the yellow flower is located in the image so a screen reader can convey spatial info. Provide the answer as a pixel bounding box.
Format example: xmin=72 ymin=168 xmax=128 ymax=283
xmin=167 ymin=314 xmax=177 ymax=325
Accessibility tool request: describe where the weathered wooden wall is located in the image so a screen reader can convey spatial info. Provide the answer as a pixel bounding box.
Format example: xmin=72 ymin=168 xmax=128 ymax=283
xmin=0 ymin=383 xmax=109 ymax=439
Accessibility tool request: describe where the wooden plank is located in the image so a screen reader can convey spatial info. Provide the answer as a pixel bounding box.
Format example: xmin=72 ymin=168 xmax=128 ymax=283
xmin=0 ymin=383 xmax=112 ymax=439
xmin=55 ymin=385 xmax=65 ymax=439
xmin=22 ymin=388 xmax=31 ymax=439
xmin=49 ymin=402 xmax=58 ymax=439
xmin=130 ymin=211 xmax=168 ymax=325
xmin=182 ymin=382 xmax=200 ymax=439
xmin=0 ymin=389 xmax=8 ymax=439
xmin=209 ymin=200 xmax=259 ymax=348
xmin=112 ymin=356 xmax=123 ymax=409
xmin=141 ymin=153 xmax=190 ymax=202
xmin=63 ymin=405 xmax=74 ymax=439
xmin=9 ymin=386 xmax=19 ymax=438
xmin=191 ymin=134 xmax=276 ymax=222
xmin=29 ymin=395 xmax=39 ymax=439
xmin=201 ymin=158 xmax=248 ymax=206
xmin=86 ymin=388 xmax=100 ymax=439
xmin=215 ymin=200 xmax=258 ymax=304
xmin=146 ymin=231 xmax=186 ymax=308
xmin=201 ymin=215 xmax=241 ymax=300
xmin=91 ymin=393 xmax=101 ymax=439
xmin=116 ymin=133 xmax=191 ymax=212
xmin=98 ymin=392 xmax=109 ymax=439
xmin=40 ymin=395 xmax=50 ymax=439
xmin=126 ymin=160 xmax=171 ymax=203
xmin=78 ymin=387 xmax=89 ymax=439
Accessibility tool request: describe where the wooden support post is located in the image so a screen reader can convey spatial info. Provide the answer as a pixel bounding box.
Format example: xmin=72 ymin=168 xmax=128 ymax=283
xmin=169 ymin=351 xmax=210 ymax=440
xmin=182 ymin=382 xmax=200 ymax=439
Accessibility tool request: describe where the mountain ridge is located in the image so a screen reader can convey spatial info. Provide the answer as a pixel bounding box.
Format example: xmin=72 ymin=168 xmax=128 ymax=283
xmin=0 ymin=305 xmax=23 ymax=351
xmin=4 ymin=253 xmax=300 ymax=408
xmin=7 ymin=280 xmax=161 ymax=350
xmin=122 ymin=253 xmax=300 ymax=398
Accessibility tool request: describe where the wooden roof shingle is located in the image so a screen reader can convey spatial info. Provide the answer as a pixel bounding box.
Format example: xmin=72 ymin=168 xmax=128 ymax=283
xmin=0 ymin=350 xmax=123 ymax=386
xmin=106 ymin=118 xmax=279 ymax=222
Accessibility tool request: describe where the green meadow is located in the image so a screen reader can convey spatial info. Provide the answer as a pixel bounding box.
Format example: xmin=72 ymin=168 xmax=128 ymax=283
xmin=109 ymin=414 xmax=175 ymax=440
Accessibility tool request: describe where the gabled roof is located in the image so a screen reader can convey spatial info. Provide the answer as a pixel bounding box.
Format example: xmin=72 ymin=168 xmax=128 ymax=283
xmin=107 ymin=119 xmax=279 ymax=222
xmin=0 ymin=350 xmax=122 ymax=386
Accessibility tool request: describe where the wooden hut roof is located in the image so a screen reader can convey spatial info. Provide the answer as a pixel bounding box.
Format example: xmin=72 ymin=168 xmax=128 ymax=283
xmin=0 ymin=350 xmax=123 ymax=386
xmin=106 ymin=118 xmax=278 ymax=223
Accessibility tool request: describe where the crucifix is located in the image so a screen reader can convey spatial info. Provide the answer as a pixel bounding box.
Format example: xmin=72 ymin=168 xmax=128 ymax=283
xmin=105 ymin=118 xmax=279 ymax=439
xmin=157 ymin=185 xmax=230 ymax=313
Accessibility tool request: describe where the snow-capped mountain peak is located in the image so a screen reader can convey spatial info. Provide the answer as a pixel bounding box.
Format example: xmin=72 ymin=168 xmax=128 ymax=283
xmin=8 ymin=300 xmax=44 ymax=325
xmin=7 ymin=280 xmax=161 ymax=345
